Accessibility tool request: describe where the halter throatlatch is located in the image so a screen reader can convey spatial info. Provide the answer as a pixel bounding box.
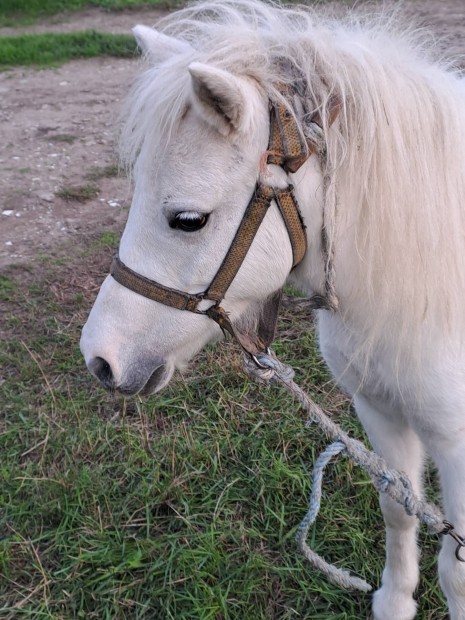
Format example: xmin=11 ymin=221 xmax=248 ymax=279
xmin=110 ymin=83 xmax=324 ymax=359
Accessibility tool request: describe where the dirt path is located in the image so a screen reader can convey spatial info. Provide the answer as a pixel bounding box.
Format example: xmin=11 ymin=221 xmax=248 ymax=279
xmin=0 ymin=7 xmax=169 ymax=270
xmin=1 ymin=1 xmax=464 ymax=270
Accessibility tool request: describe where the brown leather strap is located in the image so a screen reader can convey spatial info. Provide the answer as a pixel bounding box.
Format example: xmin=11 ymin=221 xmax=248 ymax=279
xmin=267 ymin=98 xmax=310 ymax=173
xmin=110 ymin=255 xmax=203 ymax=312
xmin=273 ymin=186 xmax=307 ymax=268
xmin=205 ymin=184 xmax=274 ymax=301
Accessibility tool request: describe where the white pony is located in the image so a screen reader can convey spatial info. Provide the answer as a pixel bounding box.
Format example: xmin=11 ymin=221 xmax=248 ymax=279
xmin=80 ymin=1 xmax=465 ymax=617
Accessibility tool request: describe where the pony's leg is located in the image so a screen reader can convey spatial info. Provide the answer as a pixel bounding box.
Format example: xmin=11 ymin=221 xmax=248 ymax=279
xmin=422 ymin=439 xmax=465 ymax=619
xmin=354 ymin=394 xmax=424 ymax=620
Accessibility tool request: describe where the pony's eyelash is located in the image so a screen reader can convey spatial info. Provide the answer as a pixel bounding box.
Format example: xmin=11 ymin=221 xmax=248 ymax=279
xmin=169 ymin=211 xmax=210 ymax=232
xmin=175 ymin=211 xmax=205 ymax=221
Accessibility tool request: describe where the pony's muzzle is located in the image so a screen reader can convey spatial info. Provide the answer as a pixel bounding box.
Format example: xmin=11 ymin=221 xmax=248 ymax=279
xmin=86 ymin=354 xmax=172 ymax=395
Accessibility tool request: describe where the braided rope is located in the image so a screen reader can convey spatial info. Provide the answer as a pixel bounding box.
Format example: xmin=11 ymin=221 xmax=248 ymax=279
xmin=296 ymin=441 xmax=373 ymax=591
xmin=242 ymin=350 xmax=446 ymax=591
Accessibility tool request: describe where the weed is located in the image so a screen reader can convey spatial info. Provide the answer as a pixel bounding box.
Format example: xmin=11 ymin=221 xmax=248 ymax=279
xmin=98 ymin=230 xmax=119 ymax=248
xmin=86 ymin=163 xmax=120 ymax=181
xmin=0 ymin=275 xmax=16 ymax=302
xmin=47 ymin=133 xmax=78 ymax=144
xmin=56 ymin=182 xmax=99 ymax=203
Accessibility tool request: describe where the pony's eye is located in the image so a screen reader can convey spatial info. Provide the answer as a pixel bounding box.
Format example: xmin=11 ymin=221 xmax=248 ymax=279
xmin=170 ymin=212 xmax=210 ymax=232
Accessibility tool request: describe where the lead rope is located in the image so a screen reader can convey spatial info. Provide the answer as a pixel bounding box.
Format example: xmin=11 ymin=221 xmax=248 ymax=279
xmin=241 ymin=349 xmax=465 ymax=592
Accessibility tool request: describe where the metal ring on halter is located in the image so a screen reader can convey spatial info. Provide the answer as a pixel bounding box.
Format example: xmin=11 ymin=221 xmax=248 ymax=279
xmin=250 ymin=349 xmax=274 ymax=369
xmin=442 ymin=521 xmax=465 ymax=562
xmin=250 ymin=353 xmax=270 ymax=369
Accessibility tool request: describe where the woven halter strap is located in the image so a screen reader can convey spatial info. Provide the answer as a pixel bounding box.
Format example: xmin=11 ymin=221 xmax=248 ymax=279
xmin=110 ymin=85 xmax=317 ymax=358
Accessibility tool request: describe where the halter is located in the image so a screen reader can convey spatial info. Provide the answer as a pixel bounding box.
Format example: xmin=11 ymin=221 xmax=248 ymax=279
xmin=110 ymin=84 xmax=322 ymax=360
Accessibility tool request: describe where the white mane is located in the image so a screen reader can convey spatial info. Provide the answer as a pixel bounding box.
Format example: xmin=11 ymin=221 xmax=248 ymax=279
xmin=120 ymin=0 xmax=465 ymax=365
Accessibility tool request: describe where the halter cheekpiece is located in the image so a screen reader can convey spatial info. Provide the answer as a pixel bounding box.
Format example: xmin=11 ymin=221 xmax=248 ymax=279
xmin=110 ymin=83 xmax=322 ymax=360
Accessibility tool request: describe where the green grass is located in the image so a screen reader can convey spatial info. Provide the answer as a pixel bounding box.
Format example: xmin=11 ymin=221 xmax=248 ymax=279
xmin=47 ymin=133 xmax=78 ymax=144
xmin=0 ymin=240 xmax=447 ymax=619
xmin=85 ymin=163 xmax=120 ymax=181
xmin=0 ymin=31 xmax=139 ymax=68
xmin=0 ymin=0 xmax=182 ymax=27
xmin=56 ymin=182 xmax=100 ymax=203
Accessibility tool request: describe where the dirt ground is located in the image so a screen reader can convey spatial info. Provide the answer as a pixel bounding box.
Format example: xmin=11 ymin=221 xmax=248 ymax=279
xmin=1 ymin=0 xmax=465 ymax=270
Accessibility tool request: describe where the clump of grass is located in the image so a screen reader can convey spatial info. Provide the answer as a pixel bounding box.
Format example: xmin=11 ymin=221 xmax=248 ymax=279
xmin=0 ymin=275 xmax=16 ymax=302
xmin=56 ymin=182 xmax=99 ymax=202
xmin=48 ymin=133 xmax=78 ymax=144
xmin=0 ymin=31 xmax=138 ymax=68
xmin=86 ymin=163 xmax=120 ymax=181
xmin=98 ymin=230 xmax=119 ymax=248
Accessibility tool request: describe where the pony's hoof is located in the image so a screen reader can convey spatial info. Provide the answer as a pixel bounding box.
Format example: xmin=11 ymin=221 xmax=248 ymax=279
xmin=372 ymin=587 xmax=417 ymax=620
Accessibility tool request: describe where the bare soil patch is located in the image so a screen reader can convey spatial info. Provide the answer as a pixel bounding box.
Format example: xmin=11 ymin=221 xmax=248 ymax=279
xmin=0 ymin=6 xmax=170 ymax=36
xmin=1 ymin=1 xmax=464 ymax=270
xmin=0 ymin=56 xmax=135 ymax=268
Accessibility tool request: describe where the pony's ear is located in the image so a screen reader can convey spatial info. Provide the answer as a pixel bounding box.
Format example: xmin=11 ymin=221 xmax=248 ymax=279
xmin=132 ymin=26 xmax=192 ymax=63
xmin=188 ymin=62 xmax=247 ymax=134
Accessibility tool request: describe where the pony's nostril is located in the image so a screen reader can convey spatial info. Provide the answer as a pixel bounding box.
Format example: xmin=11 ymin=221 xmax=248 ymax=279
xmin=88 ymin=356 xmax=114 ymax=389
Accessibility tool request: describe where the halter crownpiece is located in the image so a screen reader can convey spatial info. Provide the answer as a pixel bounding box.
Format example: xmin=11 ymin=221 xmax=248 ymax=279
xmin=110 ymin=83 xmax=327 ymax=359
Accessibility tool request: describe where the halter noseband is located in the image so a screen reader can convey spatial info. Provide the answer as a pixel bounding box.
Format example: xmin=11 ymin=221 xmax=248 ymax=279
xmin=110 ymin=84 xmax=319 ymax=359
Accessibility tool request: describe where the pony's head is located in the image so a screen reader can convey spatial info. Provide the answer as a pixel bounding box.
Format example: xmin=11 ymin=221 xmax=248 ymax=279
xmin=82 ymin=0 xmax=465 ymax=395
xmin=80 ymin=20 xmax=326 ymax=395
